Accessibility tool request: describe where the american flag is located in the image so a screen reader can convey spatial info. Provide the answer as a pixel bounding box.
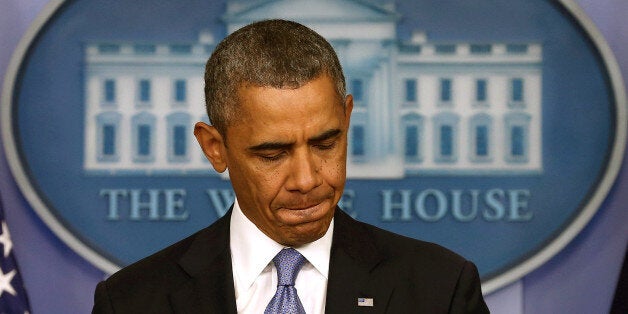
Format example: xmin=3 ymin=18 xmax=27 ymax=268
xmin=0 ymin=193 xmax=31 ymax=314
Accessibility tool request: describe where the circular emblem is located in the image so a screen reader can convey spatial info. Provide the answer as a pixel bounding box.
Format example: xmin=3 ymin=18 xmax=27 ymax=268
xmin=2 ymin=0 xmax=625 ymax=294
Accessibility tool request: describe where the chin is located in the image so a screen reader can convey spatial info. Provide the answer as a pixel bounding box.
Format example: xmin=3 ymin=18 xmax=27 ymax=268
xmin=281 ymin=220 xmax=331 ymax=246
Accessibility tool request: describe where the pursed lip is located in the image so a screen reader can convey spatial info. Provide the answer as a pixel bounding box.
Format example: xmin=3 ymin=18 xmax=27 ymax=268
xmin=276 ymin=201 xmax=331 ymax=223
xmin=284 ymin=202 xmax=323 ymax=211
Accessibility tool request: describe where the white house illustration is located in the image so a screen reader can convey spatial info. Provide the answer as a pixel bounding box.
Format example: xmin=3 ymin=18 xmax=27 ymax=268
xmin=83 ymin=0 xmax=542 ymax=178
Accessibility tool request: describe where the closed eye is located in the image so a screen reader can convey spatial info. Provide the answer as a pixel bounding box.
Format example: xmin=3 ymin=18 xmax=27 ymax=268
xmin=309 ymin=129 xmax=342 ymax=151
xmin=313 ymin=141 xmax=337 ymax=151
xmin=258 ymin=152 xmax=286 ymax=162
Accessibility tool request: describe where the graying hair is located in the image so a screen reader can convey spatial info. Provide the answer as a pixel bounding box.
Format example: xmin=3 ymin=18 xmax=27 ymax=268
xmin=204 ymin=19 xmax=346 ymax=136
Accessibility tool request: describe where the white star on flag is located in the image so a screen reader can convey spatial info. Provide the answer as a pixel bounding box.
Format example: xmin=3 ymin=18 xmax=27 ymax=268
xmin=0 ymin=193 xmax=31 ymax=312
xmin=0 ymin=222 xmax=13 ymax=258
xmin=0 ymin=268 xmax=16 ymax=298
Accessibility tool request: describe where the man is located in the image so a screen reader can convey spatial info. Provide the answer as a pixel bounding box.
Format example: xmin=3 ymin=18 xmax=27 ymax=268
xmin=93 ymin=19 xmax=489 ymax=313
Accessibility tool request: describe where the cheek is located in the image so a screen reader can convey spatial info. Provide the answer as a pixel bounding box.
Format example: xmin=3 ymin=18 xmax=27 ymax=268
xmin=322 ymin=155 xmax=347 ymax=188
xmin=250 ymin=168 xmax=286 ymax=204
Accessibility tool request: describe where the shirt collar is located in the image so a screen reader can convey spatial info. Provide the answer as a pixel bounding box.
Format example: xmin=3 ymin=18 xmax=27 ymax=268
xmin=230 ymin=199 xmax=334 ymax=293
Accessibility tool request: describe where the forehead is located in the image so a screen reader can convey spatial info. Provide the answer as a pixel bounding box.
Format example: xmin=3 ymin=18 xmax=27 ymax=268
xmin=240 ymin=75 xmax=341 ymax=115
xmin=228 ymin=75 xmax=345 ymax=140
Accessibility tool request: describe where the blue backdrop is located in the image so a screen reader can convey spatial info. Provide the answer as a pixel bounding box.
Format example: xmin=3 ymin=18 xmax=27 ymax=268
xmin=0 ymin=0 xmax=626 ymax=313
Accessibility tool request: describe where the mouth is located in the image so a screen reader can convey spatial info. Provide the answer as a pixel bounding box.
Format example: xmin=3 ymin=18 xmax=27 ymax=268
xmin=277 ymin=201 xmax=331 ymax=224
xmin=285 ymin=202 xmax=323 ymax=211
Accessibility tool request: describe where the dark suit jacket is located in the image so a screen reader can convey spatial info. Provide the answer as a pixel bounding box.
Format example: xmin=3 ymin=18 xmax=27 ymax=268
xmin=93 ymin=208 xmax=489 ymax=313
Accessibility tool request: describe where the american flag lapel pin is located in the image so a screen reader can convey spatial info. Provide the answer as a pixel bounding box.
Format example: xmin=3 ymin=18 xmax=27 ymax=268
xmin=357 ymin=297 xmax=374 ymax=307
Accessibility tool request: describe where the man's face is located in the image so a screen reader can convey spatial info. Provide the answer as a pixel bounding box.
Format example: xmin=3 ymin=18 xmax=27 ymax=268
xmin=195 ymin=75 xmax=353 ymax=246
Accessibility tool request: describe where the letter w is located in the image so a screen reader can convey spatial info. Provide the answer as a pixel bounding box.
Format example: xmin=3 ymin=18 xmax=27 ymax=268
xmin=206 ymin=189 xmax=235 ymax=217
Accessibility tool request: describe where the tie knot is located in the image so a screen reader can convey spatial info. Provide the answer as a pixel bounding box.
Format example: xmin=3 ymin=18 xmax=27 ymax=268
xmin=273 ymin=248 xmax=306 ymax=286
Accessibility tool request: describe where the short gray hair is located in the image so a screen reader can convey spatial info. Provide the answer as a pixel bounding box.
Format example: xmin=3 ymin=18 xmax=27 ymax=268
xmin=204 ymin=19 xmax=346 ymax=136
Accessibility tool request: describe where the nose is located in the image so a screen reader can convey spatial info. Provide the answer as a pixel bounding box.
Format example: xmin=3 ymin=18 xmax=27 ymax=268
xmin=285 ymin=148 xmax=322 ymax=193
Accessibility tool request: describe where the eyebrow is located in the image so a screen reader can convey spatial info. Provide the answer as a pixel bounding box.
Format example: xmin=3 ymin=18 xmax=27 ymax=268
xmin=247 ymin=128 xmax=342 ymax=152
xmin=247 ymin=141 xmax=292 ymax=152
xmin=308 ymin=128 xmax=342 ymax=144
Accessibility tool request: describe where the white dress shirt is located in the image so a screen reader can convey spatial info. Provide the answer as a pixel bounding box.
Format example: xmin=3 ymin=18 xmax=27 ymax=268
xmin=230 ymin=199 xmax=333 ymax=314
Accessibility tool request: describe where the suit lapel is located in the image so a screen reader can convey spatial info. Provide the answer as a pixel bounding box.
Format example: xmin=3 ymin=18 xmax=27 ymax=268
xmin=166 ymin=207 xmax=395 ymax=313
xmin=325 ymin=209 xmax=394 ymax=313
xmin=169 ymin=210 xmax=238 ymax=314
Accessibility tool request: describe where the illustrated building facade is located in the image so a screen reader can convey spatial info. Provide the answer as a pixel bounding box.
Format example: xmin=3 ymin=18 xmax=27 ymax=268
xmin=83 ymin=0 xmax=542 ymax=178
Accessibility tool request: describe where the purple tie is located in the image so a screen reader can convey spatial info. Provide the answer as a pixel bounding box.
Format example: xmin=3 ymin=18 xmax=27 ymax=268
xmin=264 ymin=248 xmax=307 ymax=314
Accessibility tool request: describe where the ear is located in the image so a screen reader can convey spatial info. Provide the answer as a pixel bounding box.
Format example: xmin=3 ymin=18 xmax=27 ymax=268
xmin=344 ymin=94 xmax=354 ymax=126
xmin=194 ymin=122 xmax=228 ymax=173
